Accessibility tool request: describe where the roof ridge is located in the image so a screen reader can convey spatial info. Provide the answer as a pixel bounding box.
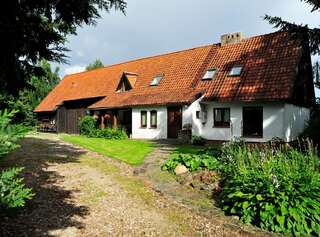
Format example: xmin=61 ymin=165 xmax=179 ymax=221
xmin=64 ymin=31 xmax=283 ymax=78
xmin=64 ymin=43 xmax=218 ymax=78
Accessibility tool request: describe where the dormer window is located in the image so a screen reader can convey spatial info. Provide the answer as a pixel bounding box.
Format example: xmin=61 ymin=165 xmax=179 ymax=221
xmin=150 ymin=75 xmax=163 ymax=86
xmin=116 ymin=72 xmax=137 ymax=93
xmin=117 ymin=77 xmax=132 ymax=92
xmin=228 ymin=66 xmax=243 ymax=76
xmin=202 ymin=68 xmax=216 ymax=80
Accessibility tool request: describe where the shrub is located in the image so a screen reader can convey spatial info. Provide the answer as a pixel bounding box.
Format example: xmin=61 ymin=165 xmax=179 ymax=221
xmin=197 ymin=146 xmax=222 ymax=158
xmin=162 ymin=153 xmax=220 ymax=172
xmin=219 ymin=142 xmax=320 ymax=236
xmin=0 ymin=110 xmax=30 ymax=158
xmin=0 ymin=168 xmax=34 ymax=209
xmin=79 ymin=115 xmax=97 ymax=136
xmin=93 ymin=127 xmax=128 ymax=140
xmin=192 ymin=135 xmax=206 ymax=146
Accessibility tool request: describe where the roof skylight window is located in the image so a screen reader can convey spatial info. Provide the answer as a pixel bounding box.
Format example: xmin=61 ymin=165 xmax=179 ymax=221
xmin=150 ymin=75 xmax=163 ymax=86
xmin=228 ymin=66 xmax=243 ymax=76
xmin=202 ymin=69 xmax=217 ymax=80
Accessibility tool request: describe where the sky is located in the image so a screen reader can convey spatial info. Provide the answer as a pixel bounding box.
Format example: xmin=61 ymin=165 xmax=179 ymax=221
xmin=55 ymin=0 xmax=320 ymax=97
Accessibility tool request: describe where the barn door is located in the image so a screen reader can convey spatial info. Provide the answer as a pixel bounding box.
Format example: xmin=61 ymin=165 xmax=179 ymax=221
xmin=66 ymin=108 xmax=86 ymax=134
xmin=167 ymin=106 xmax=182 ymax=139
xmin=57 ymin=106 xmax=67 ymax=133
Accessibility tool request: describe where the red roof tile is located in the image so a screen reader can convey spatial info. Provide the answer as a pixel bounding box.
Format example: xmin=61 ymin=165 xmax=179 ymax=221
xmin=35 ymin=31 xmax=302 ymax=112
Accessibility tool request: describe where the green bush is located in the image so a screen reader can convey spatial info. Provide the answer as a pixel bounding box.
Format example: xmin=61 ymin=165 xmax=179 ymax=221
xmin=79 ymin=115 xmax=97 ymax=136
xmin=162 ymin=153 xmax=220 ymax=172
xmin=219 ymin=141 xmax=320 ymax=236
xmin=0 ymin=110 xmax=30 ymax=158
xmin=197 ymin=146 xmax=222 ymax=158
xmin=0 ymin=167 xmax=34 ymax=209
xmin=79 ymin=116 xmax=128 ymax=140
xmin=93 ymin=127 xmax=128 ymax=140
xmin=192 ymin=135 xmax=206 ymax=146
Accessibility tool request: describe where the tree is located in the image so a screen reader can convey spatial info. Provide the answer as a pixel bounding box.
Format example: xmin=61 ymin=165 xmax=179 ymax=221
xmin=2 ymin=60 xmax=60 ymax=125
xmin=264 ymin=0 xmax=320 ymax=55
xmin=86 ymin=59 xmax=104 ymax=71
xmin=0 ymin=0 xmax=126 ymax=95
xmin=313 ymin=61 xmax=320 ymax=89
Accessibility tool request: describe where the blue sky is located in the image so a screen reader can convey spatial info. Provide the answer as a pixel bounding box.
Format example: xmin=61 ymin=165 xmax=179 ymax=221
xmin=55 ymin=0 xmax=320 ymax=97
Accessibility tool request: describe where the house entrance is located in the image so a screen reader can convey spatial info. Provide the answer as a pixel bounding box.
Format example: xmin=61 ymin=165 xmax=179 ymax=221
xmin=242 ymin=107 xmax=263 ymax=138
xmin=167 ymin=106 xmax=182 ymax=139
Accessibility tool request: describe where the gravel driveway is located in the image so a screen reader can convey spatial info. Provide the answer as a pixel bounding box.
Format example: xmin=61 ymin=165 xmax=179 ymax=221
xmin=0 ymin=133 xmax=270 ymax=237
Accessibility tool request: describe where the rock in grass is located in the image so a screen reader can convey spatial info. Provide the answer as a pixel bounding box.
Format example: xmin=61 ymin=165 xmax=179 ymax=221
xmin=174 ymin=164 xmax=188 ymax=175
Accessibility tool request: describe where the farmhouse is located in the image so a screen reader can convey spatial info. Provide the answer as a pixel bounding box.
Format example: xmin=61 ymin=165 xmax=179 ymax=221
xmin=35 ymin=32 xmax=315 ymax=142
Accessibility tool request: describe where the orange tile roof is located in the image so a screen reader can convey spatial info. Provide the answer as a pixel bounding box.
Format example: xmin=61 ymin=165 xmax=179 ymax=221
xmin=35 ymin=31 xmax=302 ymax=112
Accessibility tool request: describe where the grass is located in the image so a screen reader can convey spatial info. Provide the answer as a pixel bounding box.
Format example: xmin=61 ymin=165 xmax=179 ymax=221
xmin=61 ymin=135 xmax=154 ymax=165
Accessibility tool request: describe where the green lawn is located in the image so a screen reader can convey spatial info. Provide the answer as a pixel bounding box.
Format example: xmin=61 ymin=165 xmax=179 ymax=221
xmin=61 ymin=135 xmax=154 ymax=165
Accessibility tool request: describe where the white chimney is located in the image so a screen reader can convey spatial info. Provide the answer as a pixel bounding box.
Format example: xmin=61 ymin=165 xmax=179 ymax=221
xmin=221 ymin=32 xmax=245 ymax=46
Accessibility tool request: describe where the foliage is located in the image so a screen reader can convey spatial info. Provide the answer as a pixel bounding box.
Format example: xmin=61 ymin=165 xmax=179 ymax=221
xmin=0 ymin=0 xmax=126 ymax=95
xmin=0 ymin=110 xmax=30 ymax=158
xmin=0 ymin=60 xmax=60 ymax=126
xmin=79 ymin=116 xmax=128 ymax=140
xmin=61 ymin=135 xmax=154 ymax=165
xmin=162 ymin=153 xmax=220 ymax=173
xmin=264 ymin=0 xmax=320 ymax=55
xmin=93 ymin=128 xmax=128 ymax=140
xmin=219 ymin=141 xmax=320 ymax=236
xmin=191 ymin=135 xmax=206 ymax=146
xmin=0 ymin=168 xmax=34 ymax=209
xmin=86 ymin=59 xmax=104 ymax=71
xmin=0 ymin=110 xmax=33 ymax=209
xmin=198 ymin=146 xmax=222 ymax=158
xmin=79 ymin=116 xmax=97 ymax=137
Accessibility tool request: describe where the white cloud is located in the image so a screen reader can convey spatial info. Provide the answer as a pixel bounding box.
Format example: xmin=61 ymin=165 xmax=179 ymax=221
xmin=64 ymin=65 xmax=86 ymax=75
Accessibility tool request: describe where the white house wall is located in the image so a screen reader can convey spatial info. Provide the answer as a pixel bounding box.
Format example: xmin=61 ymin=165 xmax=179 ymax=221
xmin=188 ymin=100 xmax=296 ymax=142
xmin=283 ymin=104 xmax=310 ymax=142
xmin=130 ymin=102 xmax=309 ymax=142
xmin=132 ymin=106 xmax=167 ymax=139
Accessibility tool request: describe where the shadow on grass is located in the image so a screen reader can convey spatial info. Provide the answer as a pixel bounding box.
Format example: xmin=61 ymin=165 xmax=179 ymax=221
xmin=0 ymin=136 xmax=89 ymax=237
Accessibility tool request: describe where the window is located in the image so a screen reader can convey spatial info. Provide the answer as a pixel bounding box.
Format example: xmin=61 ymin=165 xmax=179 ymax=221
xmin=117 ymin=78 xmax=132 ymax=92
xmin=141 ymin=111 xmax=147 ymax=128
xmin=228 ymin=66 xmax=243 ymax=76
xmin=196 ymin=111 xmax=200 ymax=119
xmin=150 ymin=110 xmax=157 ymax=128
xmin=202 ymin=69 xmax=216 ymax=80
xmin=150 ymin=75 xmax=163 ymax=86
xmin=214 ymin=108 xmax=230 ymax=127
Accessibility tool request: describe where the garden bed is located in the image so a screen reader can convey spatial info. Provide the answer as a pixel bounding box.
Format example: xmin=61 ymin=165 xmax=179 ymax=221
xmin=162 ymin=141 xmax=320 ymax=236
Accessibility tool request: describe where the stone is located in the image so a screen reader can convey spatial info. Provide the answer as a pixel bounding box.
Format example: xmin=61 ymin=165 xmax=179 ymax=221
xmin=174 ymin=164 xmax=188 ymax=175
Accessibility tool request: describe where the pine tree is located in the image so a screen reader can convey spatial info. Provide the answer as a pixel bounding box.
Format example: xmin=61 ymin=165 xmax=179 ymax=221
xmin=265 ymin=0 xmax=320 ymax=55
xmin=0 ymin=0 xmax=126 ymax=95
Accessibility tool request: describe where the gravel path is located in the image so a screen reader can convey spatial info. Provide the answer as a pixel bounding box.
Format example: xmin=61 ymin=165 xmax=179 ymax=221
xmin=0 ymin=133 xmax=270 ymax=237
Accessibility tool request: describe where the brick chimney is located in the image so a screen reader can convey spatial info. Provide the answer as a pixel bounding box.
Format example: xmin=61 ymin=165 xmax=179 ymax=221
xmin=221 ymin=32 xmax=245 ymax=46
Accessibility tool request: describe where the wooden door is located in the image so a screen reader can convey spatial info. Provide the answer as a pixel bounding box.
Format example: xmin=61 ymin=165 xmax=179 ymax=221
xmin=57 ymin=106 xmax=67 ymax=133
xmin=167 ymin=106 xmax=182 ymax=139
xmin=66 ymin=108 xmax=86 ymax=134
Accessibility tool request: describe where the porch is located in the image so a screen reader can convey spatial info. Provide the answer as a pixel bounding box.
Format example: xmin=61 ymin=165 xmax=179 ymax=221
xmin=93 ymin=108 xmax=132 ymax=137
